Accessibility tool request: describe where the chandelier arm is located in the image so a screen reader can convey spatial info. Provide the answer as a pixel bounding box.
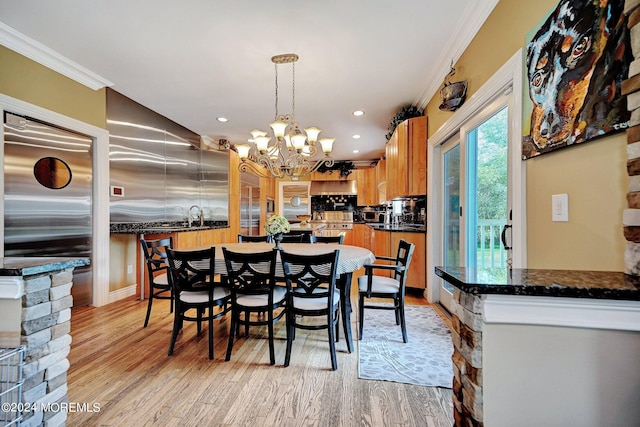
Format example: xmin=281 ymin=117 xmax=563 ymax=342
xmin=238 ymin=160 xmax=272 ymax=179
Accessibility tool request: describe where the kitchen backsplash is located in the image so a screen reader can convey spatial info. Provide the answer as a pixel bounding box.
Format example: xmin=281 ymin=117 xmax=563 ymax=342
xmin=310 ymin=194 xmax=426 ymax=224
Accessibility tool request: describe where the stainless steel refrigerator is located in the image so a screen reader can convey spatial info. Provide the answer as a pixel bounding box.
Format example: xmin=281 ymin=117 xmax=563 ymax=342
xmin=240 ymin=172 xmax=261 ymax=236
xmin=3 ymin=112 xmax=93 ymax=307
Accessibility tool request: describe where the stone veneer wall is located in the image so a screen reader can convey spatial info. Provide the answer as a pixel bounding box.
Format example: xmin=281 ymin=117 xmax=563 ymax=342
xmin=19 ymin=268 xmax=75 ymax=427
xmin=624 ymin=1 xmax=640 ymax=275
xmin=450 ymin=289 xmax=484 ymax=427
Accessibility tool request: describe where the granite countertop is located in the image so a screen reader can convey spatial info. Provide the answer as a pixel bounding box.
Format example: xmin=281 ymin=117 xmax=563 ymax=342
xmin=0 ymin=257 xmax=90 ymax=277
xmin=435 ymin=266 xmax=640 ymax=301
xmin=110 ymin=221 xmax=229 ymax=234
xmin=366 ymin=223 xmax=426 ymax=233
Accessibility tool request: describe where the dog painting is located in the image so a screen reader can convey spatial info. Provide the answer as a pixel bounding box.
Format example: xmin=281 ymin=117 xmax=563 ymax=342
xmin=522 ymin=0 xmax=631 ymax=159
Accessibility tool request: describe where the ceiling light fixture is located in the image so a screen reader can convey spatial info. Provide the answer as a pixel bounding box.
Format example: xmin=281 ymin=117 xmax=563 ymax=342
xmin=352 ymin=134 xmax=361 ymax=139
xmin=217 ymin=117 xmax=228 ymax=122
xmin=236 ymin=53 xmax=334 ymax=180
xmin=353 ymin=110 xmax=365 ymax=117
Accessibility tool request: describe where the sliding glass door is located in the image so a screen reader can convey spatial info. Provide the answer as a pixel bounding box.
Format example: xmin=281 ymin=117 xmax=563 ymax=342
xmin=439 ymin=96 xmax=511 ymax=312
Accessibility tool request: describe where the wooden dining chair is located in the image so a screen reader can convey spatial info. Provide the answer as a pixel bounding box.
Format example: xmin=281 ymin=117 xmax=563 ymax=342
xmin=140 ymin=237 xmax=174 ymax=327
xmin=222 ymin=247 xmax=285 ymax=365
xmin=166 ymin=247 xmax=231 ymax=360
xmin=280 ymin=233 xmax=310 ymax=243
xmin=237 ymin=234 xmax=272 ymax=243
xmin=309 ymin=235 xmax=344 ymax=244
xmin=358 ymin=239 xmax=415 ymax=343
xmin=280 ymin=249 xmax=341 ymax=370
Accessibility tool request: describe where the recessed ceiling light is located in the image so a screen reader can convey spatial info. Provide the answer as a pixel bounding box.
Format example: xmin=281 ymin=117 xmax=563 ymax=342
xmin=353 ymin=110 xmax=364 ymax=117
xmin=353 ymin=149 xmax=360 ymax=153
xmin=217 ymin=117 xmax=228 ymax=122
xmin=352 ymin=134 xmax=361 ymax=139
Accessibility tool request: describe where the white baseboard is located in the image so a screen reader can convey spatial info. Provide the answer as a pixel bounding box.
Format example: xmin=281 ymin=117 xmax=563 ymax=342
xmin=108 ymin=284 xmax=137 ymax=304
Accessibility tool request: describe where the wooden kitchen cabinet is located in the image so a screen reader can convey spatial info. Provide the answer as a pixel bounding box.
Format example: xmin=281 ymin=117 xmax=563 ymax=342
xmin=355 ymin=168 xmax=376 ymax=207
xmin=351 ymin=224 xmax=371 ymax=251
xmin=174 ymin=227 xmax=232 ymax=249
xmin=390 ymin=231 xmax=426 ymax=289
xmin=369 ymin=228 xmax=425 ymax=287
xmin=375 ymin=159 xmax=386 ymax=204
xmin=385 ymin=116 xmax=427 ymax=199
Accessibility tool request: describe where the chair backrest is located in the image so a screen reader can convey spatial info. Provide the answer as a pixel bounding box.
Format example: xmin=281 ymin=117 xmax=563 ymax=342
xmin=394 ymin=239 xmax=415 ymax=286
xmin=310 ymin=235 xmax=344 ymax=244
xmin=222 ymin=248 xmax=278 ymax=296
xmin=140 ymin=237 xmax=173 ymax=279
xmin=280 ymin=250 xmax=340 ymax=303
xmin=280 ymin=233 xmax=308 ymax=243
xmin=166 ymin=247 xmax=215 ymax=293
xmin=238 ymin=234 xmax=272 ymax=243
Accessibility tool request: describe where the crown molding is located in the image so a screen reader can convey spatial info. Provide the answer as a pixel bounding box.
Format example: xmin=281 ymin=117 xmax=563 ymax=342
xmin=413 ymin=0 xmax=500 ymax=109
xmin=0 ymin=21 xmax=113 ymax=91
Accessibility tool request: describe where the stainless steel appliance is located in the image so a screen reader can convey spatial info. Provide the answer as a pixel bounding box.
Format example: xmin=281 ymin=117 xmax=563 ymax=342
xmin=316 ymin=211 xmax=353 ymax=237
xmin=3 ymin=112 xmax=93 ymax=306
xmin=240 ymin=172 xmax=260 ymax=235
xmin=361 ymin=207 xmax=378 ymax=223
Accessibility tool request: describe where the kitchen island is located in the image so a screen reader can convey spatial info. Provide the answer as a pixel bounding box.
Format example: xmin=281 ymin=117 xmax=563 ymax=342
xmin=435 ymin=266 xmax=640 ymax=427
xmin=0 ymin=256 xmax=89 ymax=426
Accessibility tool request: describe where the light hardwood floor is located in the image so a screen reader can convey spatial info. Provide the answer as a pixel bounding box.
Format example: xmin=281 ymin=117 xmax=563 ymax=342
xmin=67 ymin=290 xmax=454 ymax=426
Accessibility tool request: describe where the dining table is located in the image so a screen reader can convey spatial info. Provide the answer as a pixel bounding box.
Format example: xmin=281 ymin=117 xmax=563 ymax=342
xmin=208 ymin=242 xmax=376 ymax=353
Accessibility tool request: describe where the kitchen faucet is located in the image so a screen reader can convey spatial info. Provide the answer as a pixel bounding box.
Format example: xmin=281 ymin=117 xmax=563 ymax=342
xmin=188 ymin=205 xmax=203 ymax=227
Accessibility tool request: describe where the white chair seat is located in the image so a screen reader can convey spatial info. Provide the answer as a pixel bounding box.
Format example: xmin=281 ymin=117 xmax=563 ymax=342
xmin=179 ymin=287 xmax=230 ymax=304
xmin=291 ymin=290 xmax=340 ymax=311
xmin=236 ymin=285 xmax=286 ymax=307
xmin=358 ymin=275 xmax=400 ymax=294
xmin=153 ymin=272 xmax=170 ymax=285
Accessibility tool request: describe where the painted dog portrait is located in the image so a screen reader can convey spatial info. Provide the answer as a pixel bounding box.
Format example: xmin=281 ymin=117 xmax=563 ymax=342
xmin=522 ymin=0 xmax=631 ymax=159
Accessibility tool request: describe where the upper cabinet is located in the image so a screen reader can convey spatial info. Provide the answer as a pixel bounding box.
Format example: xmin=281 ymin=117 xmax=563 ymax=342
xmin=385 ymin=116 xmax=427 ymax=199
xmin=355 ymin=168 xmax=376 ymax=207
xmin=375 ymin=159 xmax=386 ymax=204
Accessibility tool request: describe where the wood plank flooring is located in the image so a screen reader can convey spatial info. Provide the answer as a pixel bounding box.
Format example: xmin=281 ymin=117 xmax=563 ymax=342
xmin=67 ymin=290 xmax=454 ymax=426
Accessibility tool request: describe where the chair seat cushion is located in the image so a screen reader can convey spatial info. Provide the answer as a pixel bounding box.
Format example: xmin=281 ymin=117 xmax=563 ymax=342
xmin=291 ymin=290 xmax=340 ymax=311
xmin=236 ymin=285 xmax=286 ymax=307
xmin=179 ymin=287 xmax=231 ymax=304
xmin=153 ymin=272 xmax=169 ymax=286
xmin=358 ymin=275 xmax=400 ymax=294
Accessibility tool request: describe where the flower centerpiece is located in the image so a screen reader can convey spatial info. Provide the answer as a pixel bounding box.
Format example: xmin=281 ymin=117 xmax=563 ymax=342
xmin=265 ymin=214 xmax=291 ymax=249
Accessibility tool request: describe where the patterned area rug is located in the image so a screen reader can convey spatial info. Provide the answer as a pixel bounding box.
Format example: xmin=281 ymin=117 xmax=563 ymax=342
xmin=358 ymin=305 xmax=453 ymax=388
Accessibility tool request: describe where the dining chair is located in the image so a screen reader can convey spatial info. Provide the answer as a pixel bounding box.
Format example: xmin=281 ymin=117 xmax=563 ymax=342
xmin=358 ymin=239 xmax=415 ymax=343
xmin=280 ymin=249 xmax=341 ymax=370
xmin=140 ymin=236 xmax=174 ymax=327
xmin=238 ymin=234 xmax=273 ymax=243
xmin=166 ymin=247 xmax=231 ymax=360
xmin=280 ymin=233 xmax=310 ymax=243
xmin=222 ymin=247 xmax=285 ymax=365
xmin=309 ymin=235 xmax=344 ymax=244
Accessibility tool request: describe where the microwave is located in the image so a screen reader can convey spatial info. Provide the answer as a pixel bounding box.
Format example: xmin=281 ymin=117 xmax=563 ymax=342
xmin=362 ymin=210 xmax=378 ymax=222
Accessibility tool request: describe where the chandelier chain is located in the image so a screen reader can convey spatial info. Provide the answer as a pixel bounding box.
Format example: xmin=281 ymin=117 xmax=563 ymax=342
xmin=292 ymin=61 xmax=295 ymax=120
xmin=274 ymin=62 xmax=279 ymax=118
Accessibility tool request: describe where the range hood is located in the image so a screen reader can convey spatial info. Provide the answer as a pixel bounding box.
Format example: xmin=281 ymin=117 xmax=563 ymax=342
xmin=310 ymin=180 xmax=357 ymax=196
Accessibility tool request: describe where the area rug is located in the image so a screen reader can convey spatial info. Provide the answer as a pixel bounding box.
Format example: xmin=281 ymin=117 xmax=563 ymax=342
xmin=358 ymin=305 xmax=453 ymax=388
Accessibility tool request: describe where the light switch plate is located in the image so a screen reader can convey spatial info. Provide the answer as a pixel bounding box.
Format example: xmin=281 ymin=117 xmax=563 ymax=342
xmin=552 ymin=193 xmax=569 ymax=222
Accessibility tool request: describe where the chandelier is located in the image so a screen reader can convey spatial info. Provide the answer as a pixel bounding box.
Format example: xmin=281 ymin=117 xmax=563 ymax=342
xmin=236 ymin=53 xmax=334 ymax=180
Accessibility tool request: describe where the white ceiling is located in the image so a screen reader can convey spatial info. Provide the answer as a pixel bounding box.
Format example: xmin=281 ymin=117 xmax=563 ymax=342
xmin=0 ymin=0 xmax=497 ymax=163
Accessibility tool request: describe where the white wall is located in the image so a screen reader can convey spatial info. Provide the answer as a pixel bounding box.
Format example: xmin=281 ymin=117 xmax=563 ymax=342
xmin=483 ymin=323 xmax=640 ymax=427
